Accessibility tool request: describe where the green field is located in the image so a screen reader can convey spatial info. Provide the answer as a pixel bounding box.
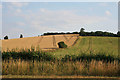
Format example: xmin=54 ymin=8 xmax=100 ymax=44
xmin=50 ymin=36 xmax=119 ymax=59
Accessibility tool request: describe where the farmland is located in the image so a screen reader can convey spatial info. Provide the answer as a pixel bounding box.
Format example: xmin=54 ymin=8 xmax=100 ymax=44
xmin=50 ymin=36 xmax=119 ymax=59
xmin=1 ymin=36 xmax=120 ymax=77
xmin=2 ymin=34 xmax=79 ymax=52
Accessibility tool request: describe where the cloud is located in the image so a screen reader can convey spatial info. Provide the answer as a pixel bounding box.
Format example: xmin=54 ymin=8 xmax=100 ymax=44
xmin=0 ymin=4 xmax=2 ymax=9
xmin=8 ymin=8 xmax=110 ymax=32
xmin=16 ymin=9 xmax=22 ymax=13
xmin=99 ymin=3 xmax=109 ymax=7
xmin=105 ymin=10 xmax=111 ymax=16
xmin=40 ymin=8 xmax=46 ymax=13
xmin=6 ymin=2 xmax=28 ymax=16
xmin=10 ymin=2 xmax=29 ymax=7
xmin=17 ymin=22 xmax=25 ymax=26
xmin=28 ymin=9 xmax=108 ymax=29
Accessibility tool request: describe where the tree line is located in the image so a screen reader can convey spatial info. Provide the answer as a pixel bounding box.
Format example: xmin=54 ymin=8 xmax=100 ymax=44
xmin=43 ymin=28 xmax=120 ymax=37
xmin=79 ymin=28 xmax=120 ymax=37
xmin=3 ymin=28 xmax=120 ymax=40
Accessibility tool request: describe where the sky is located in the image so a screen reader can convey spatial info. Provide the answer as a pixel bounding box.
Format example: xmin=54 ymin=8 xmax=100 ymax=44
xmin=2 ymin=2 xmax=118 ymax=39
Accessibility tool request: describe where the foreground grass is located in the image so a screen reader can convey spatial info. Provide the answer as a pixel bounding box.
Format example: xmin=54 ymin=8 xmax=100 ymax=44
xmin=2 ymin=75 xmax=120 ymax=79
xmin=2 ymin=59 xmax=120 ymax=76
xmin=2 ymin=49 xmax=119 ymax=62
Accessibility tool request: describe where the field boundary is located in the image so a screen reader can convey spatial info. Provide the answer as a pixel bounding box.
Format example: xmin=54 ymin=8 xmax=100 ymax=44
xmin=68 ymin=36 xmax=73 ymax=42
xmin=53 ymin=36 xmax=57 ymax=47
xmin=72 ymin=36 xmax=80 ymax=46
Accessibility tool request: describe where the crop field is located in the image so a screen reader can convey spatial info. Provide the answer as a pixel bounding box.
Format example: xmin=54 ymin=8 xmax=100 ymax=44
xmin=50 ymin=36 xmax=119 ymax=59
xmin=2 ymin=34 xmax=79 ymax=52
xmin=1 ymin=36 xmax=120 ymax=77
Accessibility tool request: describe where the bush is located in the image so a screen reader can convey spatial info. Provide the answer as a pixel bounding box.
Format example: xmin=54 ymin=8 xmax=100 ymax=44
xmin=2 ymin=49 xmax=55 ymax=61
xmin=4 ymin=36 xmax=8 ymax=40
xmin=58 ymin=41 xmax=67 ymax=48
xmin=20 ymin=34 xmax=23 ymax=38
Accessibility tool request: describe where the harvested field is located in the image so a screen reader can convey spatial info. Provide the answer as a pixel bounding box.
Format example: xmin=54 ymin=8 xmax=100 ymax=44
xmin=2 ymin=34 xmax=79 ymax=52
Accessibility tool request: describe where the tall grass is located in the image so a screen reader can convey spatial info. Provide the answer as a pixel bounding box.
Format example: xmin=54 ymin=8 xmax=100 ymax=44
xmin=2 ymin=49 xmax=119 ymax=62
xmin=2 ymin=48 xmax=55 ymax=61
xmin=2 ymin=48 xmax=120 ymax=76
xmin=2 ymin=59 xmax=120 ymax=76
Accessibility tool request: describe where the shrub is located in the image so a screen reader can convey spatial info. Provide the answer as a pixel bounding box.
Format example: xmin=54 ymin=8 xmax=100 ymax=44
xmin=2 ymin=49 xmax=55 ymax=61
xmin=20 ymin=34 xmax=23 ymax=38
xmin=58 ymin=41 xmax=67 ymax=48
xmin=4 ymin=36 xmax=8 ymax=40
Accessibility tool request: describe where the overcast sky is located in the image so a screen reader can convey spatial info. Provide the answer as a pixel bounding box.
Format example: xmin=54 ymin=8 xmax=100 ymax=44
xmin=2 ymin=2 xmax=118 ymax=39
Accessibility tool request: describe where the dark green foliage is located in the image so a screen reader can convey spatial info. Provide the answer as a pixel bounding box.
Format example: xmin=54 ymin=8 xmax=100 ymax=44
xmin=2 ymin=50 xmax=120 ymax=62
xmin=61 ymin=55 xmax=76 ymax=61
xmin=42 ymin=32 xmax=79 ymax=36
xmin=61 ymin=53 xmax=119 ymax=62
xmin=117 ymin=31 xmax=120 ymax=37
xmin=79 ymin=28 xmax=118 ymax=37
xmin=79 ymin=28 xmax=86 ymax=36
xmin=58 ymin=41 xmax=67 ymax=48
xmin=42 ymin=29 xmax=119 ymax=37
xmin=4 ymin=36 xmax=8 ymax=40
xmin=20 ymin=34 xmax=23 ymax=38
xmin=2 ymin=50 xmax=55 ymax=61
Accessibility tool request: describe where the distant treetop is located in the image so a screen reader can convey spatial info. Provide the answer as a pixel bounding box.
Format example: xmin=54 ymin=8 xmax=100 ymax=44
xmin=20 ymin=34 xmax=23 ymax=38
xmin=4 ymin=36 xmax=8 ymax=40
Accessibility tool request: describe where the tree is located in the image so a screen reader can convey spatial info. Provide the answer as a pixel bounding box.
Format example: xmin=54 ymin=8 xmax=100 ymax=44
xmin=4 ymin=36 xmax=8 ymax=40
xmin=117 ymin=31 xmax=120 ymax=37
xmin=80 ymin=28 xmax=85 ymax=33
xmin=95 ymin=31 xmax=103 ymax=36
xmin=80 ymin=28 xmax=85 ymax=36
xmin=20 ymin=34 xmax=23 ymax=38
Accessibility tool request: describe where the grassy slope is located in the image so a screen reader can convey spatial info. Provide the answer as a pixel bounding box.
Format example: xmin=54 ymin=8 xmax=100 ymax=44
xmin=50 ymin=36 xmax=118 ymax=59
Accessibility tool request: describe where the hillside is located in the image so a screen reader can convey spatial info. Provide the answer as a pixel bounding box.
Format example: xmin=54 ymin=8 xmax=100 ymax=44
xmin=2 ymin=34 xmax=79 ymax=52
xmin=50 ymin=36 xmax=119 ymax=59
xmin=2 ymin=35 xmax=119 ymax=59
